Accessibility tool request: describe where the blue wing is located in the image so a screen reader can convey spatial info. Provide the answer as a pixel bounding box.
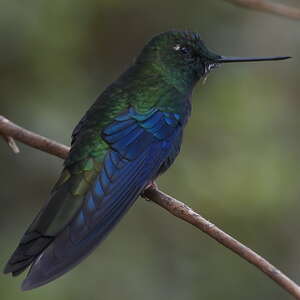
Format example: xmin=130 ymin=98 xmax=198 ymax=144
xmin=21 ymin=108 xmax=184 ymax=290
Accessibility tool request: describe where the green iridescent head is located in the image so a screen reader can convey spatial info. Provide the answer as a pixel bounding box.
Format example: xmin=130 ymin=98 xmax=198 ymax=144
xmin=136 ymin=30 xmax=290 ymax=89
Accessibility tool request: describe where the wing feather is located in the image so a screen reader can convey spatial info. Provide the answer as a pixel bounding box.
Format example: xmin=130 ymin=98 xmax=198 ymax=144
xmin=7 ymin=108 xmax=183 ymax=290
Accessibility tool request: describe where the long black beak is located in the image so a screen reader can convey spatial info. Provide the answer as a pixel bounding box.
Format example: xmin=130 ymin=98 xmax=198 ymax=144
xmin=216 ymin=55 xmax=291 ymax=63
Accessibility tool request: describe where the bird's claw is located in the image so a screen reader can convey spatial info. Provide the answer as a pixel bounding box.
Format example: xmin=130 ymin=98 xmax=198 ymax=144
xmin=141 ymin=181 xmax=158 ymax=201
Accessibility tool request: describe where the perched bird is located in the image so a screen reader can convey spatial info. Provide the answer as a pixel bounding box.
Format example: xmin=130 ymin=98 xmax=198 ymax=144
xmin=4 ymin=30 xmax=289 ymax=290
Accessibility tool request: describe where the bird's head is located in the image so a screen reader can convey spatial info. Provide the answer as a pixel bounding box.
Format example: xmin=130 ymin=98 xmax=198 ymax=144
xmin=136 ymin=30 xmax=290 ymax=91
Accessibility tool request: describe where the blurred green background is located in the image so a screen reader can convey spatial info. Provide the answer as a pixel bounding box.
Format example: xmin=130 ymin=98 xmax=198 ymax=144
xmin=0 ymin=1 xmax=299 ymax=299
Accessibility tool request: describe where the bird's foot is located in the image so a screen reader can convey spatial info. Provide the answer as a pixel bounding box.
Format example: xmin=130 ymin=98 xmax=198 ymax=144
xmin=141 ymin=181 xmax=158 ymax=201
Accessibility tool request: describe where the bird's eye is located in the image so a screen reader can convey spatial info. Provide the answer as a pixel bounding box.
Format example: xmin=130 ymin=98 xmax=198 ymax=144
xmin=173 ymin=44 xmax=181 ymax=51
xmin=173 ymin=44 xmax=189 ymax=55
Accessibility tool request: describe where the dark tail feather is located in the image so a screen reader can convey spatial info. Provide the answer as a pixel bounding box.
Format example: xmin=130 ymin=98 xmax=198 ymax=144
xmin=20 ymin=142 xmax=167 ymax=290
xmin=4 ymin=231 xmax=53 ymax=276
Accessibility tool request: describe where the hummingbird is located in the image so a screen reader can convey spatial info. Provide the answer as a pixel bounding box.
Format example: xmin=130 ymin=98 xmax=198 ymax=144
xmin=4 ymin=30 xmax=290 ymax=290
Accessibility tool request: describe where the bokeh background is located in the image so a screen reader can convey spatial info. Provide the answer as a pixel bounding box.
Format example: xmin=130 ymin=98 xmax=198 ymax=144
xmin=0 ymin=1 xmax=299 ymax=299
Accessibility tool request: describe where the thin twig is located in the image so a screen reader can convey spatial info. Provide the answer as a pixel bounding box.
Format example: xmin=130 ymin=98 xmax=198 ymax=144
xmin=0 ymin=116 xmax=69 ymax=159
xmin=1 ymin=115 xmax=300 ymax=299
xmin=224 ymin=0 xmax=300 ymax=20
xmin=144 ymin=188 xmax=300 ymax=299
xmin=0 ymin=133 xmax=20 ymax=154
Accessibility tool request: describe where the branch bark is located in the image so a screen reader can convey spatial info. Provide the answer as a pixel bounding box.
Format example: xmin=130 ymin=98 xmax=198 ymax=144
xmin=224 ymin=0 xmax=300 ymax=20
xmin=0 ymin=116 xmax=69 ymax=159
xmin=1 ymin=115 xmax=300 ymax=299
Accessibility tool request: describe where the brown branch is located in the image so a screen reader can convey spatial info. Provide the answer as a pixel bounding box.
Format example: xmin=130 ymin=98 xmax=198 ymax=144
xmin=224 ymin=0 xmax=300 ymax=20
xmin=1 ymin=115 xmax=300 ymax=299
xmin=144 ymin=188 xmax=300 ymax=299
xmin=0 ymin=116 xmax=69 ymax=159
